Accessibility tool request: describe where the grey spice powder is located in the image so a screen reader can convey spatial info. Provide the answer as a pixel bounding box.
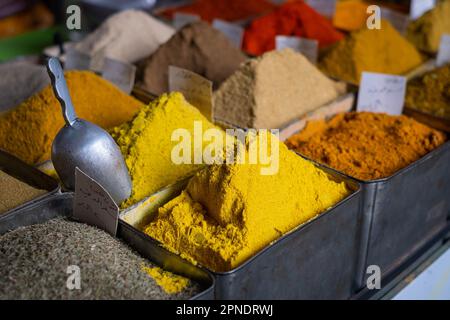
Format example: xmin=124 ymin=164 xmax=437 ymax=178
xmin=0 ymin=218 xmax=200 ymax=300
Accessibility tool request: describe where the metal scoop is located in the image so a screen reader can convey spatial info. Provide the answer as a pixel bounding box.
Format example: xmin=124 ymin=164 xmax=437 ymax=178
xmin=46 ymin=57 xmax=132 ymax=204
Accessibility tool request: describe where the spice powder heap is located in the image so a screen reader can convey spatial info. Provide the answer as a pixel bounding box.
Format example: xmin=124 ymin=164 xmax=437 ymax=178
xmin=333 ymin=0 xmax=370 ymax=32
xmin=75 ymin=10 xmax=175 ymax=70
xmin=405 ymin=64 xmax=450 ymax=119
xmin=111 ymin=92 xmax=219 ymax=208
xmin=243 ymin=0 xmax=344 ymax=56
xmin=0 ymin=71 xmax=144 ymax=165
xmin=0 ymin=218 xmax=199 ymax=299
xmin=319 ymin=20 xmax=423 ymax=84
xmin=285 ymin=112 xmax=447 ymax=181
xmin=159 ymin=0 xmax=276 ymax=23
xmin=144 ymin=133 xmax=350 ymax=272
xmin=213 ymin=49 xmax=345 ymax=129
xmin=136 ymin=21 xmax=247 ymax=95
xmin=0 ymin=170 xmax=46 ymax=215
xmin=407 ymin=0 xmax=450 ymax=53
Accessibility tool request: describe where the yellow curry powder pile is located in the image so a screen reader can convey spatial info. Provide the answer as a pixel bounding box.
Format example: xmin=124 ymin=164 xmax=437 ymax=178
xmin=320 ymin=20 xmax=423 ymax=84
xmin=142 ymin=266 xmax=190 ymax=294
xmin=0 ymin=71 xmax=143 ymax=165
xmin=407 ymin=0 xmax=450 ymax=53
xmin=405 ymin=64 xmax=450 ymax=119
xmin=143 ymin=134 xmax=349 ymax=272
xmin=111 ymin=92 xmax=218 ymax=208
xmin=285 ymin=112 xmax=446 ymax=181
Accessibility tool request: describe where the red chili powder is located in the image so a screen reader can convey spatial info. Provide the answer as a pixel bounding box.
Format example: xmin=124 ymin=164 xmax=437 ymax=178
xmin=243 ymin=0 xmax=344 ymax=56
xmin=159 ymin=0 xmax=276 ymax=23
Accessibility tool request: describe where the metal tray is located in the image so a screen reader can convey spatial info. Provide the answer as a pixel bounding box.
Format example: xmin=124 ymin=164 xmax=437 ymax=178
xmin=0 ymin=192 xmax=73 ymax=235
xmin=0 ymin=149 xmax=60 ymax=217
xmin=120 ymin=164 xmax=362 ymax=299
xmin=301 ymin=141 xmax=450 ymax=291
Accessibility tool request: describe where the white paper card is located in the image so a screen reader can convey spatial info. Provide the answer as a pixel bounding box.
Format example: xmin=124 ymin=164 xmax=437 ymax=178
xmin=173 ymin=13 xmax=200 ymax=29
xmin=64 ymin=48 xmax=91 ymax=70
xmin=169 ymin=66 xmax=213 ymax=120
xmin=305 ymin=0 xmax=336 ymax=17
xmin=410 ymin=0 xmax=435 ymax=20
xmin=212 ymin=19 xmax=244 ymax=48
xmin=437 ymin=34 xmax=450 ymax=67
xmin=275 ymin=36 xmax=319 ymax=64
xmin=357 ymin=72 xmax=407 ymax=115
xmin=73 ymin=167 xmax=119 ymax=236
xmin=381 ymin=8 xmax=409 ymax=35
xmin=101 ymin=58 xmax=136 ymax=94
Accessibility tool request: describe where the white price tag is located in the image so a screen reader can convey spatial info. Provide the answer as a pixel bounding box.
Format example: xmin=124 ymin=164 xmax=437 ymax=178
xmin=168 ymin=66 xmax=213 ymax=120
xmin=173 ymin=13 xmax=200 ymax=30
xmin=381 ymin=8 xmax=409 ymax=35
xmin=64 ymin=48 xmax=91 ymax=70
xmin=212 ymin=19 xmax=244 ymax=48
xmin=410 ymin=0 xmax=435 ymax=20
xmin=101 ymin=58 xmax=136 ymax=94
xmin=73 ymin=168 xmax=119 ymax=236
xmin=305 ymin=0 xmax=336 ymax=18
xmin=275 ymin=35 xmax=318 ymax=64
xmin=357 ymin=72 xmax=407 ymax=115
xmin=437 ymin=34 xmax=450 ymax=67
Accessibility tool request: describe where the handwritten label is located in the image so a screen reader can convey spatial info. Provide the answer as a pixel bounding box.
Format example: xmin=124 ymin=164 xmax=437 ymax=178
xmin=212 ymin=19 xmax=244 ymax=48
xmin=381 ymin=8 xmax=409 ymax=35
xmin=410 ymin=0 xmax=435 ymax=20
xmin=173 ymin=13 xmax=200 ymax=30
xmin=64 ymin=48 xmax=91 ymax=70
xmin=305 ymin=0 xmax=336 ymax=18
xmin=73 ymin=168 xmax=119 ymax=236
xmin=169 ymin=66 xmax=213 ymax=120
xmin=437 ymin=34 xmax=450 ymax=67
xmin=357 ymin=72 xmax=407 ymax=115
xmin=101 ymin=58 xmax=136 ymax=94
xmin=275 ymin=36 xmax=319 ymax=64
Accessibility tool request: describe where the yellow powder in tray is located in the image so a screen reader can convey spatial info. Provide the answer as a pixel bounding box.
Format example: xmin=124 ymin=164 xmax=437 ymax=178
xmin=111 ymin=92 xmax=219 ymax=208
xmin=143 ymin=134 xmax=350 ymax=272
xmin=407 ymin=0 xmax=450 ymax=53
xmin=320 ymin=20 xmax=423 ymax=84
xmin=142 ymin=266 xmax=190 ymax=294
xmin=0 ymin=71 xmax=144 ymax=165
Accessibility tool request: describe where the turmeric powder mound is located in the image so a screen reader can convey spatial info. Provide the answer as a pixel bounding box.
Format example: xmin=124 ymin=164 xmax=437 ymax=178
xmin=0 ymin=71 xmax=143 ymax=165
xmin=144 ymin=135 xmax=349 ymax=272
xmin=407 ymin=0 xmax=450 ymax=53
xmin=142 ymin=266 xmax=190 ymax=294
xmin=319 ymin=20 xmax=423 ymax=84
xmin=111 ymin=92 xmax=219 ymax=208
xmin=285 ymin=112 xmax=446 ymax=181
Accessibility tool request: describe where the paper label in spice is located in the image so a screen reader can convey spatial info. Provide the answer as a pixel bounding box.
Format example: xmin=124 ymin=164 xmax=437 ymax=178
xmin=212 ymin=19 xmax=244 ymax=48
xmin=173 ymin=13 xmax=200 ymax=29
xmin=305 ymin=0 xmax=336 ymax=18
xmin=410 ymin=0 xmax=435 ymax=20
xmin=275 ymin=36 xmax=318 ymax=64
xmin=357 ymin=72 xmax=407 ymax=115
xmin=169 ymin=66 xmax=213 ymax=120
xmin=101 ymin=58 xmax=136 ymax=94
xmin=381 ymin=8 xmax=409 ymax=34
xmin=64 ymin=48 xmax=91 ymax=70
xmin=436 ymin=34 xmax=450 ymax=67
xmin=73 ymin=168 xmax=119 ymax=237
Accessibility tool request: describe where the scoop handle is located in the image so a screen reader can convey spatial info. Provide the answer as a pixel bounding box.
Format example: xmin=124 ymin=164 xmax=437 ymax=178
xmin=46 ymin=57 xmax=77 ymax=126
